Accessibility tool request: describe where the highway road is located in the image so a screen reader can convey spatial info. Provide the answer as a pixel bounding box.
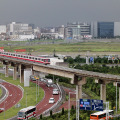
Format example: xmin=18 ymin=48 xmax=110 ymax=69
xmin=0 ymin=81 xmax=23 ymax=112
xmin=8 ymin=81 xmax=60 ymax=120
xmin=34 ymin=81 xmax=60 ymax=118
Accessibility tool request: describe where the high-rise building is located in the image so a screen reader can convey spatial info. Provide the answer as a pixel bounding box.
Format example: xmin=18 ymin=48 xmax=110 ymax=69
xmin=57 ymin=25 xmax=65 ymax=38
xmin=91 ymin=22 xmax=98 ymax=38
xmin=90 ymin=21 xmax=120 ymax=38
xmin=7 ymin=22 xmax=33 ymax=36
xmin=66 ymin=22 xmax=91 ymax=39
xmin=98 ymin=22 xmax=114 ymax=38
xmin=66 ymin=22 xmax=81 ymax=39
xmin=0 ymin=25 xmax=6 ymax=34
xmin=114 ymin=22 xmax=120 ymax=37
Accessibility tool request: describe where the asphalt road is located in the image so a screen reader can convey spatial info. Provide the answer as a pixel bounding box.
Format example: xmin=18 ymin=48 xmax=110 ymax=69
xmin=0 ymin=81 xmax=23 ymax=117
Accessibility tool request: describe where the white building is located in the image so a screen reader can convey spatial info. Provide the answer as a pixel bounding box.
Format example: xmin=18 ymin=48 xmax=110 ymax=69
xmin=114 ymin=22 xmax=120 ymax=37
xmin=0 ymin=25 xmax=6 ymax=34
xmin=90 ymin=22 xmax=98 ymax=38
xmin=7 ymin=22 xmax=33 ymax=36
xmin=19 ymin=34 xmax=35 ymax=40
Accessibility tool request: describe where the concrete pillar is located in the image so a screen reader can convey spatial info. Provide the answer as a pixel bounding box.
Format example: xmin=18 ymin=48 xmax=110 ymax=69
xmin=5 ymin=65 xmax=9 ymax=77
xmin=13 ymin=66 xmax=17 ymax=80
xmin=19 ymin=64 xmax=24 ymax=83
xmin=100 ymin=84 xmax=106 ymax=102
xmin=77 ymin=77 xmax=86 ymax=99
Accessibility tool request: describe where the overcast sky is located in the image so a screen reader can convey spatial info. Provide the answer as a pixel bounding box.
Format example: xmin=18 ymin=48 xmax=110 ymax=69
xmin=0 ymin=0 xmax=120 ymax=27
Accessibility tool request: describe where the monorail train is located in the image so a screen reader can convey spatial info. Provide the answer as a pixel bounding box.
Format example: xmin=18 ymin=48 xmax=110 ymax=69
xmin=0 ymin=51 xmax=50 ymax=65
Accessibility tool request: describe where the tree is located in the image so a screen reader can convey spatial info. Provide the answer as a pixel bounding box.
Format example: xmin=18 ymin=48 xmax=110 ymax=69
xmin=50 ymin=110 xmax=53 ymax=117
xmin=62 ymin=107 xmax=64 ymax=115
xmin=40 ymin=114 xmax=42 ymax=119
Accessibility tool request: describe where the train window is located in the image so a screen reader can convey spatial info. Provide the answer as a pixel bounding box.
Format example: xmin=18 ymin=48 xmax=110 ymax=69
xmin=24 ymin=56 xmax=26 ymax=58
xmin=26 ymin=56 xmax=28 ymax=58
xmin=42 ymin=59 xmax=43 ymax=61
xmin=48 ymin=59 xmax=50 ymax=62
xmin=32 ymin=57 xmax=34 ymax=59
xmin=18 ymin=55 xmax=20 ymax=57
xmin=21 ymin=55 xmax=23 ymax=57
xmin=6 ymin=53 xmax=8 ymax=55
xmin=13 ymin=54 xmax=15 ymax=56
xmin=29 ymin=57 xmax=31 ymax=59
xmin=8 ymin=53 xmax=11 ymax=55
xmin=35 ymin=58 xmax=37 ymax=60
xmin=38 ymin=58 xmax=40 ymax=60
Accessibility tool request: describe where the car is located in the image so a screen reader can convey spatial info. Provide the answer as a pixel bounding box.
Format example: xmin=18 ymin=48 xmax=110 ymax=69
xmin=49 ymin=98 xmax=55 ymax=104
xmin=46 ymin=79 xmax=53 ymax=87
xmin=0 ymin=108 xmax=4 ymax=113
xmin=53 ymin=89 xmax=59 ymax=95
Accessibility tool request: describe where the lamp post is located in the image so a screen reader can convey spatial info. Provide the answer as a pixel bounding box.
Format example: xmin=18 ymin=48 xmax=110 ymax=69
xmin=4 ymin=101 xmax=7 ymax=120
xmin=36 ymin=79 xmax=37 ymax=103
xmin=68 ymin=91 xmax=76 ymax=120
xmin=38 ymin=78 xmax=39 ymax=97
xmin=116 ymin=82 xmax=117 ymax=113
xmin=26 ymin=91 xmax=27 ymax=107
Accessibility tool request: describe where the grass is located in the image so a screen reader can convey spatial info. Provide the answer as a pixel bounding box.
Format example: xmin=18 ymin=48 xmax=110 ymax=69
xmin=1 ymin=40 xmax=120 ymax=53
xmin=0 ymin=73 xmax=44 ymax=119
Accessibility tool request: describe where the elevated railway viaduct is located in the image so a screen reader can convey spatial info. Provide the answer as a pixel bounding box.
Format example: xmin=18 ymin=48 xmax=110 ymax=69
xmin=0 ymin=56 xmax=120 ymax=107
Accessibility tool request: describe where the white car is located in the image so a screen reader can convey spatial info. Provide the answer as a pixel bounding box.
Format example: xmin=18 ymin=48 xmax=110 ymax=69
xmin=53 ymin=89 xmax=59 ymax=95
xmin=49 ymin=98 xmax=55 ymax=104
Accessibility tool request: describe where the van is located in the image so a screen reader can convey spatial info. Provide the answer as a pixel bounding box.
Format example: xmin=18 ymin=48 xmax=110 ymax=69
xmin=53 ymin=89 xmax=59 ymax=95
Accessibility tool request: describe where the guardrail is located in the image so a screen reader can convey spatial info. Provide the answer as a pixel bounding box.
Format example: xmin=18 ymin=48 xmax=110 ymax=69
xmin=41 ymin=82 xmax=64 ymax=117
xmin=0 ymin=81 xmax=9 ymax=104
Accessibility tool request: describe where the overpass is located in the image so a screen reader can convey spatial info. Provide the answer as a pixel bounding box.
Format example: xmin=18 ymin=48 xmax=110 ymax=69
xmin=0 ymin=55 xmax=120 ymax=105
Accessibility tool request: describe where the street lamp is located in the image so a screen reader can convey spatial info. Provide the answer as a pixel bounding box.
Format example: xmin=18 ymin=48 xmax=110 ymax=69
xmin=4 ymin=101 xmax=7 ymax=119
xmin=68 ymin=91 xmax=76 ymax=120
xmin=36 ymin=79 xmax=37 ymax=103
xmin=26 ymin=91 xmax=27 ymax=107
xmin=116 ymin=82 xmax=117 ymax=113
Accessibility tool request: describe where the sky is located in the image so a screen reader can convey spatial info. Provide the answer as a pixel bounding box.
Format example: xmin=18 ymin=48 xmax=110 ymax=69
xmin=0 ymin=0 xmax=120 ymax=27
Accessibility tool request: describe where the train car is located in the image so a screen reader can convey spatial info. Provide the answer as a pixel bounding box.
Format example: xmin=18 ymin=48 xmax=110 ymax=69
xmin=0 ymin=51 xmax=50 ymax=65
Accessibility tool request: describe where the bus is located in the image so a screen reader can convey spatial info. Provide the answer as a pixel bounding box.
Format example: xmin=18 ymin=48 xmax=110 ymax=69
xmin=17 ymin=106 xmax=36 ymax=120
xmin=90 ymin=110 xmax=114 ymax=120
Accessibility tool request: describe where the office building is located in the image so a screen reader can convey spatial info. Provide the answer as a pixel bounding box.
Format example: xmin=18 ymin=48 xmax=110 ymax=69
xmin=91 ymin=21 xmax=120 ymax=38
xmin=0 ymin=25 xmax=6 ymax=34
xmin=98 ymin=22 xmax=114 ymax=38
xmin=66 ymin=22 xmax=91 ymax=39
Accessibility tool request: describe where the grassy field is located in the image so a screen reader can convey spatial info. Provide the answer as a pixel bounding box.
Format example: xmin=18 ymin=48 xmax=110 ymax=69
xmin=0 ymin=73 xmax=44 ymax=119
xmin=1 ymin=40 xmax=120 ymax=53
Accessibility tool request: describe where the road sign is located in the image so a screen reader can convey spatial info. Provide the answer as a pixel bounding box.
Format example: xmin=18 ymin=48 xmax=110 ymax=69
xmin=80 ymin=99 xmax=91 ymax=110
xmin=92 ymin=99 xmax=103 ymax=111
xmin=90 ymin=57 xmax=94 ymax=63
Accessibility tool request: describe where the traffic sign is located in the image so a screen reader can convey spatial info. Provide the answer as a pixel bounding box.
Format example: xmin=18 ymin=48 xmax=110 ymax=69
xmin=92 ymin=99 xmax=103 ymax=111
xmin=90 ymin=57 xmax=94 ymax=63
xmin=80 ymin=99 xmax=91 ymax=110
